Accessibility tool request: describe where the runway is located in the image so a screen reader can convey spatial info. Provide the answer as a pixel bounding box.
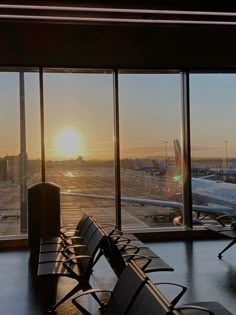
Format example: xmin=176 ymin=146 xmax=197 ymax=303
xmin=0 ymin=165 xmax=179 ymax=236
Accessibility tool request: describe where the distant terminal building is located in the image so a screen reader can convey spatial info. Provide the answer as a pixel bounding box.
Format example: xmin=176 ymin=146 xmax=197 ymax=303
xmin=1 ymin=154 xmax=28 ymax=183
xmin=6 ymin=155 xmax=20 ymax=182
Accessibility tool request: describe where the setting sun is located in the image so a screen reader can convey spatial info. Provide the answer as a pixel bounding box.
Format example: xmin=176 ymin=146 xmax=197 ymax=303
xmin=55 ymin=128 xmax=81 ymax=159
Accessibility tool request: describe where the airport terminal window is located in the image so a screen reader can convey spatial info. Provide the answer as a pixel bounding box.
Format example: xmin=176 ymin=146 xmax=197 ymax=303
xmin=190 ymin=73 xmax=236 ymax=225
xmin=3 ymin=69 xmax=236 ymax=239
xmin=0 ymin=71 xmax=41 ymax=236
xmin=43 ymin=72 xmax=115 ymax=228
xmin=119 ymin=73 xmax=182 ymax=229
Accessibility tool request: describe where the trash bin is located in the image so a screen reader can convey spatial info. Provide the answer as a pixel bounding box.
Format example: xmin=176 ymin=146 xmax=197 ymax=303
xmin=28 ymin=182 xmax=60 ymax=260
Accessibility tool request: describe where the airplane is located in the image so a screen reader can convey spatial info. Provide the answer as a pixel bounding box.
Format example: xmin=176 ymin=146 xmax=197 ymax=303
xmin=123 ymin=158 xmax=177 ymax=176
xmin=152 ymin=159 xmax=176 ymax=175
xmin=133 ymin=159 xmax=157 ymax=172
xmin=61 ymin=139 xmax=236 ymax=225
xmin=61 ymin=190 xmax=236 ymax=217
xmin=173 ymin=139 xmax=236 ymax=216
xmin=174 ymin=139 xmax=212 ymax=177
xmin=152 ymin=159 xmax=167 ymax=174
xmin=122 ymin=158 xmax=163 ymax=174
xmin=217 ymin=167 xmax=236 ymax=177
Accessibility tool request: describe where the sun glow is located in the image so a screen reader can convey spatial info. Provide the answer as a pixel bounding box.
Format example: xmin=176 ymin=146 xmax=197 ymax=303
xmin=55 ymin=128 xmax=81 ymax=159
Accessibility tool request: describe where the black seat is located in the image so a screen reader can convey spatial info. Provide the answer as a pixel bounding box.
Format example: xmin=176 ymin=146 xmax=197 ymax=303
xmin=39 ymin=215 xmax=98 ymax=263
xmin=72 ymin=261 xmax=147 ymax=315
xmin=40 ymin=212 xmax=93 ymax=249
xmin=175 ymin=302 xmax=233 ymax=315
xmin=103 ymin=234 xmax=173 ymax=276
xmin=128 ymin=277 xmax=233 ymax=315
xmin=127 ymin=280 xmax=172 ymax=315
xmin=38 ymin=222 xmax=107 ymax=312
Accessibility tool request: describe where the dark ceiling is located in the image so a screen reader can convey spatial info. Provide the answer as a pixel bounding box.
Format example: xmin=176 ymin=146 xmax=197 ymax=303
xmin=87 ymin=0 xmax=236 ymax=12
xmin=5 ymin=0 xmax=236 ymax=11
xmin=0 ymin=1 xmax=236 ymax=70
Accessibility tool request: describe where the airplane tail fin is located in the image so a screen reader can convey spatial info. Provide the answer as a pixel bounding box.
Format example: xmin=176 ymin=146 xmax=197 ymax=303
xmin=174 ymin=139 xmax=182 ymax=173
xmin=152 ymin=159 xmax=168 ymax=175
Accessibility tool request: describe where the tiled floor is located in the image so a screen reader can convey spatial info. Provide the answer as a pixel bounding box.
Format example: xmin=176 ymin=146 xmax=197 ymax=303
xmin=1 ymin=239 xmax=236 ymax=314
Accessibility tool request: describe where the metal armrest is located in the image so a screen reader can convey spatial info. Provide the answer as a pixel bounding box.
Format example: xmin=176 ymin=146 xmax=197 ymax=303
xmin=118 ymin=243 xmax=140 ymax=253
xmin=61 ymin=236 xmax=83 ymax=247
xmin=63 ymin=254 xmax=91 ymax=268
xmin=123 ymin=253 xmax=152 ymax=270
xmin=109 ymin=230 xmax=123 ymax=237
xmin=114 ymin=236 xmax=131 ymax=242
xmin=62 ymin=235 xmax=83 ymax=241
xmin=62 ymin=244 xmax=88 ymax=255
xmin=61 ymin=232 xmax=77 ymax=239
xmin=175 ymin=304 xmax=214 ymax=314
xmin=72 ymin=288 xmax=112 ymax=315
xmin=60 ymin=226 xmax=78 ymax=238
xmin=216 ymin=214 xmax=236 ymax=226
xmin=63 ymin=254 xmax=91 ymax=263
xmin=99 ymin=223 xmax=118 ymax=235
xmin=114 ymin=237 xmax=132 ymax=250
xmin=74 ymin=288 xmax=112 ymax=300
xmin=111 ymin=233 xmax=128 ymax=243
xmin=154 ymin=282 xmax=187 ymax=306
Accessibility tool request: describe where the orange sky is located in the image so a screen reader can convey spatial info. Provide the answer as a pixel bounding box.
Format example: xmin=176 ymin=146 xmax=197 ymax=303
xmin=0 ymin=72 xmax=236 ymax=161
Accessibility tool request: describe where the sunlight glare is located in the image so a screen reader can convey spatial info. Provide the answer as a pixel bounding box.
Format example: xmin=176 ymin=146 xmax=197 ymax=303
xmin=55 ymin=128 xmax=81 ymax=159
xmin=66 ymin=171 xmax=73 ymax=177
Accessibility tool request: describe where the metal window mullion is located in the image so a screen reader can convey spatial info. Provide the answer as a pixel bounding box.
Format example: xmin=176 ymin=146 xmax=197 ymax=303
xmin=39 ymin=67 xmax=46 ymax=183
xmin=19 ymin=72 xmax=27 ymax=232
xmin=113 ymin=69 xmax=121 ymax=230
xmin=181 ymin=71 xmax=192 ymax=228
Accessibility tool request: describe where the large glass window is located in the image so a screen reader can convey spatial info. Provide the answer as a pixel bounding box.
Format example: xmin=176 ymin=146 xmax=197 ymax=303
xmin=5 ymin=69 xmax=236 ymax=238
xmin=0 ymin=71 xmax=40 ymax=236
xmin=119 ymin=73 xmax=182 ymax=230
xmin=43 ymin=72 xmax=115 ymax=227
xmin=190 ymin=73 xmax=236 ymax=225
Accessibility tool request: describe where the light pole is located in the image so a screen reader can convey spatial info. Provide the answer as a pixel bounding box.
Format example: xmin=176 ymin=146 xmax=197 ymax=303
xmin=164 ymin=141 xmax=168 ymax=168
xmin=224 ymin=140 xmax=228 ymax=171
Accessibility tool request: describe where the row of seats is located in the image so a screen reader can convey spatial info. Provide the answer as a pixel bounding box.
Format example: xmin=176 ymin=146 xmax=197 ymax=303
xmin=73 ymin=260 xmax=232 ymax=315
xmin=38 ymin=214 xmax=107 ymax=312
xmin=37 ymin=212 xmax=174 ymax=312
xmin=37 ymin=212 xmax=233 ymax=314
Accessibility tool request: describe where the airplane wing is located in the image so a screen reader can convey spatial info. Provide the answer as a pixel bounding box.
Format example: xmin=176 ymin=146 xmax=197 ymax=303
xmin=61 ymin=191 xmax=236 ymax=216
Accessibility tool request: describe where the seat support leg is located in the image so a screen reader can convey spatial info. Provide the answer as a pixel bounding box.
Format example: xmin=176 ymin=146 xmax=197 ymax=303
xmin=49 ymin=283 xmax=82 ymax=312
xmin=218 ymin=239 xmax=236 ymax=259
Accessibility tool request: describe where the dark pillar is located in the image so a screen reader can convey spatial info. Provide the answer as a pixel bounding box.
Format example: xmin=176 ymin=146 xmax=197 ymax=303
xmin=28 ymin=182 xmax=60 ymax=261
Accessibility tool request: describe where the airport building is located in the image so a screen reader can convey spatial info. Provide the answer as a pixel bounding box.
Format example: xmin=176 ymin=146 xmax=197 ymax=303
xmin=1 ymin=1 xmax=236 ymax=314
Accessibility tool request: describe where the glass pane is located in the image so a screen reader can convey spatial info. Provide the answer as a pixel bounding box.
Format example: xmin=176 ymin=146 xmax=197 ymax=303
xmin=190 ymin=73 xmax=236 ymax=225
xmin=44 ymin=72 xmax=115 ymax=227
xmin=0 ymin=71 xmax=40 ymax=237
xmin=119 ymin=73 xmax=182 ymax=230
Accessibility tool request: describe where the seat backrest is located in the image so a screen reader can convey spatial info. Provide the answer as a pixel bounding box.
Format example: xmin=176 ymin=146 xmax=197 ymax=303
xmin=103 ymin=235 xmax=126 ymax=277
xmin=74 ymin=212 xmax=90 ymax=235
xmin=74 ymin=214 xmax=94 ymax=238
xmin=65 ymin=216 xmax=99 ymax=260
xmin=78 ymin=224 xmax=106 ymax=275
xmin=81 ymin=219 xmax=98 ymax=246
xmin=127 ymin=279 xmax=171 ymax=315
xmin=105 ymin=262 xmax=147 ymax=315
